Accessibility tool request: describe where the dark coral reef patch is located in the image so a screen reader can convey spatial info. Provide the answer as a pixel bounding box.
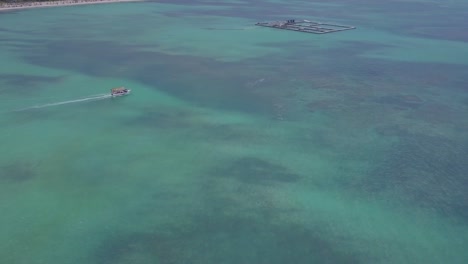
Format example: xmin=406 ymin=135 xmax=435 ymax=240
xmin=0 ymin=161 xmax=37 ymax=183
xmin=354 ymin=133 xmax=468 ymax=220
xmin=213 ymin=157 xmax=300 ymax=184
xmin=373 ymin=94 xmax=424 ymax=110
xmin=94 ymin=214 xmax=360 ymax=264
xmin=0 ymin=73 xmax=64 ymax=94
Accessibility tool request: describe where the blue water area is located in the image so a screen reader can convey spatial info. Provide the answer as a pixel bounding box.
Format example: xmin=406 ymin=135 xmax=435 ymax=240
xmin=1 ymin=1 xmax=468 ymax=263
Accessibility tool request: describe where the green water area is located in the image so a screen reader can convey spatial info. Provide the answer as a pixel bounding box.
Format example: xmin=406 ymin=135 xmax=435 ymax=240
xmin=1 ymin=1 xmax=468 ymax=263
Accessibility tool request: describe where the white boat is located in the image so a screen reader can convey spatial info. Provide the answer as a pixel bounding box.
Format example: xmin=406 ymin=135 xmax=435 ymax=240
xmin=111 ymin=87 xmax=131 ymax=97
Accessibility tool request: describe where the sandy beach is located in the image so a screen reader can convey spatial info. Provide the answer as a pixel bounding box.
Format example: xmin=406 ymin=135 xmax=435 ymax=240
xmin=0 ymin=0 xmax=144 ymax=11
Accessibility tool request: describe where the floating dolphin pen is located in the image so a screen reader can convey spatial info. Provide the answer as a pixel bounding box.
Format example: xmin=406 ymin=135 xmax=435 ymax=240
xmin=255 ymin=19 xmax=355 ymax=34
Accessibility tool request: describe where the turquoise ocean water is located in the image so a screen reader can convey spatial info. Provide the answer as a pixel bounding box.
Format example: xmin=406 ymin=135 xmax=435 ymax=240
xmin=1 ymin=1 xmax=468 ymax=263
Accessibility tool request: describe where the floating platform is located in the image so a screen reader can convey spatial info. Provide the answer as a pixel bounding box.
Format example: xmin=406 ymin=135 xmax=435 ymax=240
xmin=255 ymin=19 xmax=356 ymax=34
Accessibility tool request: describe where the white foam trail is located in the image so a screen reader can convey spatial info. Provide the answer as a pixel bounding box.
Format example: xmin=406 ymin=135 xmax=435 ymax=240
xmin=16 ymin=94 xmax=111 ymax=111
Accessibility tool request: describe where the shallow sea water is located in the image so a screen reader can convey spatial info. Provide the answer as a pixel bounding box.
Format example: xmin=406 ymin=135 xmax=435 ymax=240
xmin=1 ymin=1 xmax=468 ymax=263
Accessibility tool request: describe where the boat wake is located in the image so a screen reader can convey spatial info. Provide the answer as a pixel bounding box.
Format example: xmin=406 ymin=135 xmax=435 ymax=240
xmin=15 ymin=94 xmax=112 ymax=111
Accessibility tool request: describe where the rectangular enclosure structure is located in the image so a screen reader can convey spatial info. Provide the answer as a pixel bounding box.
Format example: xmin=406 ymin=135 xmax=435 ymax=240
xmin=255 ymin=19 xmax=356 ymax=34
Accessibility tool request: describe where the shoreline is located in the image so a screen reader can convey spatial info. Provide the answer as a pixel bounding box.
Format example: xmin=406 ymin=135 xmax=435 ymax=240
xmin=0 ymin=0 xmax=145 ymax=12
